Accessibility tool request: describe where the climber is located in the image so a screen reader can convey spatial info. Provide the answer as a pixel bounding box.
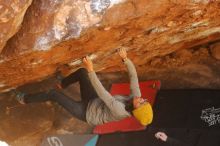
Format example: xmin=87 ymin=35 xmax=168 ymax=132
xmin=14 ymin=47 xmax=153 ymax=126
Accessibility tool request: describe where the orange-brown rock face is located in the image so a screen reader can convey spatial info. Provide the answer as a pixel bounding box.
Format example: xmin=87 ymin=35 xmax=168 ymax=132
xmin=0 ymin=0 xmax=220 ymax=92
xmin=0 ymin=0 xmax=32 ymax=53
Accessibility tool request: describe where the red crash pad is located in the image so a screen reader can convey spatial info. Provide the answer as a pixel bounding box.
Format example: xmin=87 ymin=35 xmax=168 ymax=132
xmin=93 ymin=80 xmax=161 ymax=134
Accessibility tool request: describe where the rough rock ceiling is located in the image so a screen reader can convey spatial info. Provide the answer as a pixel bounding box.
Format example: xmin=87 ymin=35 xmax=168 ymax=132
xmin=0 ymin=0 xmax=220 ymax=92
xmin=0 ymin=0 xmax=32 ymax=52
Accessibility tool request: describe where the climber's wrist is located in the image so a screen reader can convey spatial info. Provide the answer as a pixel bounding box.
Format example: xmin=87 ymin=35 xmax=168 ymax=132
xmin=122 ymin=57 xmax=128 ymax=62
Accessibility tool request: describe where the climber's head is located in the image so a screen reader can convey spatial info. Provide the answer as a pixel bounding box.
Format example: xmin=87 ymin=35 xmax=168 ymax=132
xmin=132 ymin=97 xmax=153 ymax=126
